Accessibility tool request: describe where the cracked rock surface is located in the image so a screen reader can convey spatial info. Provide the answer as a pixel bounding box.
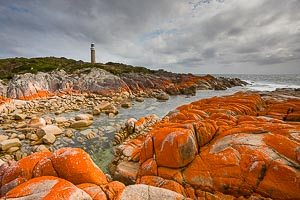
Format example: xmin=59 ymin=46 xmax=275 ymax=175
xmin=111 ymin=91 xmax=300 ymax=199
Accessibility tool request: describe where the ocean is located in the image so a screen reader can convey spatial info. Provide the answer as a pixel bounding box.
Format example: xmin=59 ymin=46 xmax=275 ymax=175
xmin=215 ymin=74 xmax=300 ymax=91
xmin=53 ymin=74 xmax=300 ymax=172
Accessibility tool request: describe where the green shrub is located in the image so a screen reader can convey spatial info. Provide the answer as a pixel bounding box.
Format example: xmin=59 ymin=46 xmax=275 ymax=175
xmin=0 ymin=57 xmax=157 ymax=80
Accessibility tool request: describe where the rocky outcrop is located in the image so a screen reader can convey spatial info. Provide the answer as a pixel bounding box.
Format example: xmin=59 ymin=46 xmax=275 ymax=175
xmin=0 ymin=147 xmax=125 ymax=199
xmin=110 ymin=115 xmax=160 ymax=185
xmin=2 ymin=68 xmax=130 ymax=99
xmin=113 ymin=114 xmax=160 ymax=145
xmin=111 ymin=91 xmax=300 ymax=199
xmin=3 ymin=176 xmax=93 ymax=200
xmin=0 ymin=147 xmax=193 ymax=200
xmin=0 ymin=68 xmax=247 ymax=100
xmin=121 ymin=72 xmax=246 ymax=96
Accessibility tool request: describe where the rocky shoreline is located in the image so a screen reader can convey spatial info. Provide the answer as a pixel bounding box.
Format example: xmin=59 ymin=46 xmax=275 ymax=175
xmin=0 ymin=87 xmax=299 ymax=199
xmin=0 ymin=88 xmax=299 ymax=199
xmin=109 ymin=88 xmax=300 ymax=199
xmin=0 ymin=68 xmax=246 ymax=99
xmin=1 ymin=69 xmax=299 ymax=199
xmin=0 ymin=69 xmax=246 ymax=165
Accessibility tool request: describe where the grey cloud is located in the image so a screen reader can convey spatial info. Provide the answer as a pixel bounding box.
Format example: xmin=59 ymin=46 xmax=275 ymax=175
xmin=235 ymin=47 xmax=258 ymax=54
xmin=0 ymin=0 xmax=300 ymax=74
xmin=177 ymin=57 xmax=203 ymax=66
xmin=202 ymin=48 xmax=216 ymax=59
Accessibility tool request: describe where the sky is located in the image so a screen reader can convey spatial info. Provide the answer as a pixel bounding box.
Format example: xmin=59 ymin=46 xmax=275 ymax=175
xmin=0 ymin=0 xmax=300 ymax=74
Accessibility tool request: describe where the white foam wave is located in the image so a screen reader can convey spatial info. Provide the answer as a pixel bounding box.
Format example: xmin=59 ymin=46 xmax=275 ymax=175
xmin=244 ymin=82 xmax=300 ymax=91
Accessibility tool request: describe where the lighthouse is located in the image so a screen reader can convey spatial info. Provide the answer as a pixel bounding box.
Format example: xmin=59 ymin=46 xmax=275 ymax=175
xmin=91 ymin=43 xmax=96 ymax=63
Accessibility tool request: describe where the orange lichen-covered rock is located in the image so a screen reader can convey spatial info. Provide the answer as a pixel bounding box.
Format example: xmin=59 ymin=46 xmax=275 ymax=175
xmin=0 ymin=152 xmax=52 ymax=195
xmin=0 ymin=177 xmax=27 ymax=197
xmin=152 ymin=127 xmax=198 ymax=168
xmin=193 ymin=120 xmax=217 ymax=147
xmin=139 ymin=135 xmax=154 ymax=164
xmin=3 ymin=176 xmax=92 ymax=200
xmin=0 ymin=147 xmax=129 ymax=199
xmin=101 ymin=181 xmax=126 ymax=200
xmin=157 ymin=167 xmax=183 ymax=184
xmin=77 ymin=183 xmax=107 ymax=200
xmin=32 ymin=148 xmax=111 ymax=187
xmin=138 ymin=176 xmax=186 ymax=196
xmin=19 ymin=90 xmax=54 ymax=100
xmin=114 ymin=161 xmax=140 ymax=185
xmin=263 ymin=133 xmax=299 ymax=164
xmin=28 ymin=117 xmax=47 ymax=128
xmin=256 ymin=159 xmax=300 ymax=199
xmin=167 ymin=111 xmax=192 ymax=122
xmin=139 ymin=158 xmax=157 ymax=177
xmin=0 ymin=96 xmax=10 ymax=106
xmin=49 ymin=147 xmax=108 ymax=185
xmin=286 ymin=112 xmax=300 ymax=121
xmin=120 ymin=92 xmax=300 ymax=199
xmin=182 ymin=155 xmax=213 ymax=192
xmin=33 ymin=156 xmax=58 ymax=178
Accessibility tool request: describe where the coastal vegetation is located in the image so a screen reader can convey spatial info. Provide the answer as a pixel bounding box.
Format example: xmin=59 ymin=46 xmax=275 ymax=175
xmin=0 ymin=57 xmax=155 ymax=81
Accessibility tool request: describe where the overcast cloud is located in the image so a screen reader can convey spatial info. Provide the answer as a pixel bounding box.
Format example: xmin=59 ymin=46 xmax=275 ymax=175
xmin=0 ymin=0 xmax=299 ymax=74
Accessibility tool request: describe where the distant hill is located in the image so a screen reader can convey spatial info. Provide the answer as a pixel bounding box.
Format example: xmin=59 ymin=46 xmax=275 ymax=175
xmin=0 ymin=57 xmax=155 ymax=81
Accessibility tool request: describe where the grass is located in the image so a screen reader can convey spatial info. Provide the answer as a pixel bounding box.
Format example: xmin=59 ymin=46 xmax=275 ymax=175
xmin=0 ymin=57 xmax=156 ymax=81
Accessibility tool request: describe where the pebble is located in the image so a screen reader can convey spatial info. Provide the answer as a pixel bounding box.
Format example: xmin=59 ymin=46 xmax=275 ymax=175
xmin=0 ymin=138 xmax=22 ymax=151
xmin=10 ymin=133 xmax=18 ymax=139
xmin=121 ymin=102 xmax=132 ymax=108
xmin=70 ymin=120 xmax=93 ymax=128
xmin=14 ymin=114 xmax=26 ymax=121
xmin=0 ymin=135 xmax=9 ymax=142
xmin=135 ymin=97 xmax=144 ymax=102
xmin=15 ymin=151 xmax=27 ymax=161
xmin=77 ymin=137 xmax=85 ymax=143
xmin=65 ymin=129 xmax=73 ymax=138
xmin=35 ymin=145 xmax=50 ymax=152
xmin=54 ymin=117 xmax=68 ymax=124
xmin=42 ymin=133 xmax=56 ymax=144
xmin=0 ymin=159 xmax=5 ymax=166
xmin=2 ymin=154 xmax=14 ymax=161
xmin=18 ymin=134 xmax=26 ymax=140
xmin=15 ymin=122 xmax=27 ymax=129
xmin=75 ymin=114 xmax=93 ymax=121
xmin=108 ymin=113 xmax=115 ymax=118
xmin=29 ymin=134 xmax=39 ymax=141
xmin=7 ymin=146 xmax=20 ymax=153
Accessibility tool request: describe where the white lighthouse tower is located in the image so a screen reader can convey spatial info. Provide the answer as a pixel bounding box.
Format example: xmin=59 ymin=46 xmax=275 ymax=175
xmin=91 ymin=43 xmax=96 ymax=63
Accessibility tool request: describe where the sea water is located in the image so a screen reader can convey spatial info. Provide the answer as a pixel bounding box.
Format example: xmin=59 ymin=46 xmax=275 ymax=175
xmin=216 ymin=74 xmax=300 ymax=91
